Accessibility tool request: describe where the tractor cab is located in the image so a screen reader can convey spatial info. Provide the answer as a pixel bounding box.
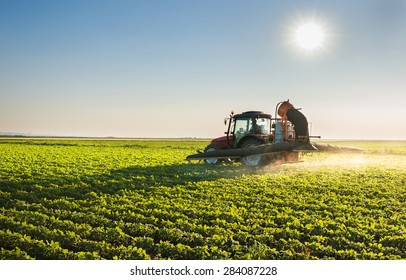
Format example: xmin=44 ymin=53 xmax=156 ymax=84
xmin=207 ymin=111 xmax=273 ymax=151
xmin=230 ymin=111 xmax=272 ymax=147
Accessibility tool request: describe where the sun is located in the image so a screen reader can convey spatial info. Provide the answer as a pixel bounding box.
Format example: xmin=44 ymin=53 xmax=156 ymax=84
xmin=285 ymin=15 xmax=331 ymax=56
xmin=294 ymin=21 xmax=325 ymax=51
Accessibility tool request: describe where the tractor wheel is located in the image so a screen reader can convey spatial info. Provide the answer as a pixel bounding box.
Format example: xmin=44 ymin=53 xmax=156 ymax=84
xmin=203 ymin=144 xmax=222 ymax=165
xmin=240 ymin=138 xmax=269 ymax=167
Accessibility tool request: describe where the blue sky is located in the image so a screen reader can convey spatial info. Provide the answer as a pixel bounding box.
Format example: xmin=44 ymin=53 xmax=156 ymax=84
xmin=1 ymin=0 xmax=405 ymax=139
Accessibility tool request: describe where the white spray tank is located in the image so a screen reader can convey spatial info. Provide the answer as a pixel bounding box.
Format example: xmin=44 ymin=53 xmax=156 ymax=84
xmin=274 ymin=122 xmax=283 ymax=143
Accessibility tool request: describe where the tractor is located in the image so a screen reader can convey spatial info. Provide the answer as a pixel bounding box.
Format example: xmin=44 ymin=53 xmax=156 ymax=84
xmin=204 ymin=110 xmax=274 ymax=166
xmin=187 ymin=100 xmax=321 ymax=167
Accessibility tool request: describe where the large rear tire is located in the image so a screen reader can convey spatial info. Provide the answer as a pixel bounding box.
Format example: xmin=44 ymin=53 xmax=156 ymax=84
xmin=240 ymin=138 xmax=269 ymax=167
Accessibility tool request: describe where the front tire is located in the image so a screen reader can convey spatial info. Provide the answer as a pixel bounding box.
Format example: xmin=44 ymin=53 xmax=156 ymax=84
xmin=203 ymin=144 xmax=222 ymax=165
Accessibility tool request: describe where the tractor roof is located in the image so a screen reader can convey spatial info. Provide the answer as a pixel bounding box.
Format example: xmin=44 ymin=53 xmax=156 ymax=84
xmin=234 ymin=111 xmax=272 ymax=119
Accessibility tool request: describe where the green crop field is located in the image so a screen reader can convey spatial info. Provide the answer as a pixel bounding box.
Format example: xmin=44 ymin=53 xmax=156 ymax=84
xmin=0 ymin=139 xmax=405 ymax=260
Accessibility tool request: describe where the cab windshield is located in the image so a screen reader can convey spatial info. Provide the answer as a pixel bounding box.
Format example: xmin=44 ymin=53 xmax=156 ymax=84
xmin=234 ymin=117 xmax=270 ymax=138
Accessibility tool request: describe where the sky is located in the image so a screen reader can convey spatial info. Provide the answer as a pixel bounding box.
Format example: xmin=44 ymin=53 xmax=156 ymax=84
xmin=0 ymin=0 xmax=405 ymax=139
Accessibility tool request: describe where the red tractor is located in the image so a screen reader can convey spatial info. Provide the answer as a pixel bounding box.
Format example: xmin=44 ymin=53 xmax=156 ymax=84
xmin=188 ymin=100 xmax=317 ymax=166
xmin=204 ymin=110 xmax=274 ymax=166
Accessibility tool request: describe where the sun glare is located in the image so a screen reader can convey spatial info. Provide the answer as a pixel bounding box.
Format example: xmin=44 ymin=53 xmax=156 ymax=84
xmin=294 ymin=21 xmax=325 ymax=51
xmin=286 ymin=15 xmax=331 ymax=56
